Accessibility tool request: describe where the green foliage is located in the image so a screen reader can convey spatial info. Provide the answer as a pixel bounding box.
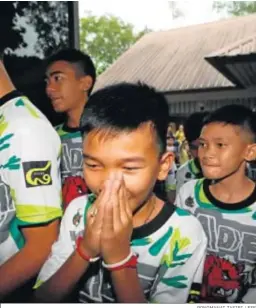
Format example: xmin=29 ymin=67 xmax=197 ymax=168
xmin=80 ymin=13 xmax=150 ymax=75
xmin=213 ymin=1 xmax=256 ymax=16
xmin=16 ymin=2 xmax=69 ymax=57
xmin=1 ymin=2 xmax=69 ymax=57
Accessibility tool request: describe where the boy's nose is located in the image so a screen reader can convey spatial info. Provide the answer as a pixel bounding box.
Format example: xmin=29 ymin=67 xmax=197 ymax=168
xmin=46 ymin=82 xmax=57 ymax=94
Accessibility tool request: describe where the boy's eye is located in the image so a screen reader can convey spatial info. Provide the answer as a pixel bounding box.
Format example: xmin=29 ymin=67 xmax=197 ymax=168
xmin=199 ymin=141 xmax=206 ymax=148
xmin=217 ymin=143 xmax=225 ymax=148
xmin=123 ymin=166 xmax=141 ymax=171
xmin=84 ymin=162 xmax=100 ymax=169
xmin=54 ymin=75 xmax=63 ymax=82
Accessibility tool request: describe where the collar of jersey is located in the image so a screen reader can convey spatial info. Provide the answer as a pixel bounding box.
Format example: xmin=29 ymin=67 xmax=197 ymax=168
xmin=194 ymin=179 xmax=255 ymax=213
xmin=0 ymin=90 xmax=23 ymax=106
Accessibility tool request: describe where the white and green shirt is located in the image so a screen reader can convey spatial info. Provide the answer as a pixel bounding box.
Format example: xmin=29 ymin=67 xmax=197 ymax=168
xmin=175 ymin=179 xmax=256 ymax=303
xmin=36 ymin=194 xmax=207 ymax=303
xmin=0 ymin=91 xmax=62 ymax=265
xmin=55 ymin=124 xmax=87 ymax=209
xmin=176 ymin=158 xmax=203 ymax=193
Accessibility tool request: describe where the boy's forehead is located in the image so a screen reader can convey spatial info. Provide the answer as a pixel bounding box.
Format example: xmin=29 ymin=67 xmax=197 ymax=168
xmin=201 ymin=122 xmax=252 ymax=141
xmin=202 ymin=122 xmax=237 ymax=134
xmin=46 ymin=60 xmax=75 ymax=75
xmin=83 ymin=125 xmax=158 ymax=149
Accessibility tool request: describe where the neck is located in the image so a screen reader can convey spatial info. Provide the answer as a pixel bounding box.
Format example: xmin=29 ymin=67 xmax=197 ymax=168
xmin=210 ymin=165 xmax=255 ymax=204
xmin=66 ymin=98 xmax=87 ymax=128
xmin=133 ymin=194 xmax=163 ymax=228
xmin=0 ymin=61 xmax=15 ymax=99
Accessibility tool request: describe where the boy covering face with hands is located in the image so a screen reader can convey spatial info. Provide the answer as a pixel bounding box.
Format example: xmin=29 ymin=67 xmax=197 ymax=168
xmin=34 ymin=83 xmax=207 ymax=303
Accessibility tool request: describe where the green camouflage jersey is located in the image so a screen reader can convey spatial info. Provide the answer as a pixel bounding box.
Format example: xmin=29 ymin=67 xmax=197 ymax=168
xmin=176 ymin=158 xmax=203 ymax=193
xmin=175 ymin=179 xmax=256 ymax=303
xmin=55 ymin=123 xmax=87 ymax=210
xmin=0 ymin=91 xmax=62 ymax=265
xmin=35 ymin=194 xmax=207 ymax=303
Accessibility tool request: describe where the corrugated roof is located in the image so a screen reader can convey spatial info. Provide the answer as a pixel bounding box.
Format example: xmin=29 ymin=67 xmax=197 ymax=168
xmin=205 ymin=34 xmax=256 ymax=88
xmin=206 ymin=34 xmax=256 ymax=57
xmin=94 ymin=13 xmax=256 ymax=92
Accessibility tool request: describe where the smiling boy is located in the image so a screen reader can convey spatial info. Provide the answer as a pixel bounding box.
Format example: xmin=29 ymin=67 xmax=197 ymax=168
xmin=175 ymin=105 xmax=256 ymax=303
xmin=34 ymin=83 xmax=207 ymax=303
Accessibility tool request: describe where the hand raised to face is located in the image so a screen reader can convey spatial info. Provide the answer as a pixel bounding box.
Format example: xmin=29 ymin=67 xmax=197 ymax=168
xmin=81 ymin=177 xmax=111 ymax=258
xmin=101 ymin=172 xmax=133 ymax=264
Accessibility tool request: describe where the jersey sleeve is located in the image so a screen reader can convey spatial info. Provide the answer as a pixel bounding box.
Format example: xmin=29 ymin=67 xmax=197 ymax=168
xmin=34 ymin=199 xmax=80 ymax=288
xmin=3 ymin=118 xmax=62 ymax=226
xmin=149 ymin=215 xmax=207 ymax=303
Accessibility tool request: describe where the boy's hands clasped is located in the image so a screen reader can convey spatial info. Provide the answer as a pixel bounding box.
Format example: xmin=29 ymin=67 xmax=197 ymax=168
xmin=81 ymin=172 xmax=133 ymax=265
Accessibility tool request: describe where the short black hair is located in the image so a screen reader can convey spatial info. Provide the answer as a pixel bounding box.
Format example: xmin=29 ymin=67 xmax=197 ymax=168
xmin=203 ymin=104 xmax=256 ymax=142
xmin=80 ymin=82 xmax=170 ymax=154
xmin=46 ymin=48 xmax=96 ymax=95
xmin=184 ymin=111 xmax=209 ymax=143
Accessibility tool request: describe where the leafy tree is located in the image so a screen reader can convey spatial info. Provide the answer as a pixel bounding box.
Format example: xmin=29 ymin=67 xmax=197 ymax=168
xmin=0 ymin=1 xmax=69 ymax=57
xmin=15 ymin=1 xmax=69 ymax=57
xmin=80 ymin=13 xmax=150 ymax=74
xmin=0 ymin=2 xmax=26 ymax=53
xmin=213 ymin=1 xmax=256 ymax=16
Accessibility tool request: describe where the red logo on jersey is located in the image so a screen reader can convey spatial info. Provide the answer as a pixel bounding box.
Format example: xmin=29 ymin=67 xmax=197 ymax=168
xmin=201 ymin=254 xmax=244 ymax=302
xmin=62 ymin=176 xmax=87 ymax=210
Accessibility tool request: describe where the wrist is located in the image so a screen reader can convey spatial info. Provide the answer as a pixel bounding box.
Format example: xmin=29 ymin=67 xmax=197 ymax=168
xmin=102 ymin=250 xmax=138 ymax=271
xmin=102 ymin=244 xmax=130 ymax=265
xmin=76 ymin=236 xmax=100 ymax=263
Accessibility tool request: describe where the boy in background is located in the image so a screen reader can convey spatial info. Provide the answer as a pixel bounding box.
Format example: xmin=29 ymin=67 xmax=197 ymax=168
xmin=176 ymin=112 xmax=207 ymax=193
xmin=45 ymin=49 xmax=96 ymax=209
xmin=175 ymin=105 xmax=256 ymax=303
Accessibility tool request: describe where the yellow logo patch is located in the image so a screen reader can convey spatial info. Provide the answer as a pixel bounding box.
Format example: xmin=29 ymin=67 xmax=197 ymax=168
xmin=23 ymin=161 xmax=52 ymax=187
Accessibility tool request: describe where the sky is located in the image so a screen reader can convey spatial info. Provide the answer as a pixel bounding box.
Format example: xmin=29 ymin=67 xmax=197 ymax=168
xmin=12 ymin=0 xmax=226 ymax=57
xmin=78 ymin=0 xmax=226 ymax=32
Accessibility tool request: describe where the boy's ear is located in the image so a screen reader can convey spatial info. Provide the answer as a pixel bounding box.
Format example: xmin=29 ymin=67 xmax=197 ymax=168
xmin=245 ymin=143 xmax=256 ymax=162
xmin=157 ymin=151 xmax=174 ymax=181
xmin=80 ymin=75 xmax=93 ymax=94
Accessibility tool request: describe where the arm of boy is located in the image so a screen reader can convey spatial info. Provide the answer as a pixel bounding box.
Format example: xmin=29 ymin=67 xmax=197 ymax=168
xmin=0 ymin=60 xmax=15 ymax=97
xmin=0 ymin=119 xmax=62 ymax=298
xmin=33 ymin=189 xmax=107 ymax=303
xmin=0 ymin=221 xmax=59 ymax=298
xmin=100 ymin=172 xmax=146 ymax=303
xmin=149 ymin=215 xmax=207 ymax=303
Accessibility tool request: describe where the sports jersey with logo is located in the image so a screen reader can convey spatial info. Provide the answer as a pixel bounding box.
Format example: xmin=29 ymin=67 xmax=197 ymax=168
xmin=176 ymin=158 xmax=203 ymax=193
xmin=55 ymin=124 xmax=87 ymax=209
xmin=175 ymin=179 xmax=256 ymax=303
xmin=35 ymin=194 xmax=207 ymax=303
xmin=0 ymin=91 xmax=62 ymax=265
